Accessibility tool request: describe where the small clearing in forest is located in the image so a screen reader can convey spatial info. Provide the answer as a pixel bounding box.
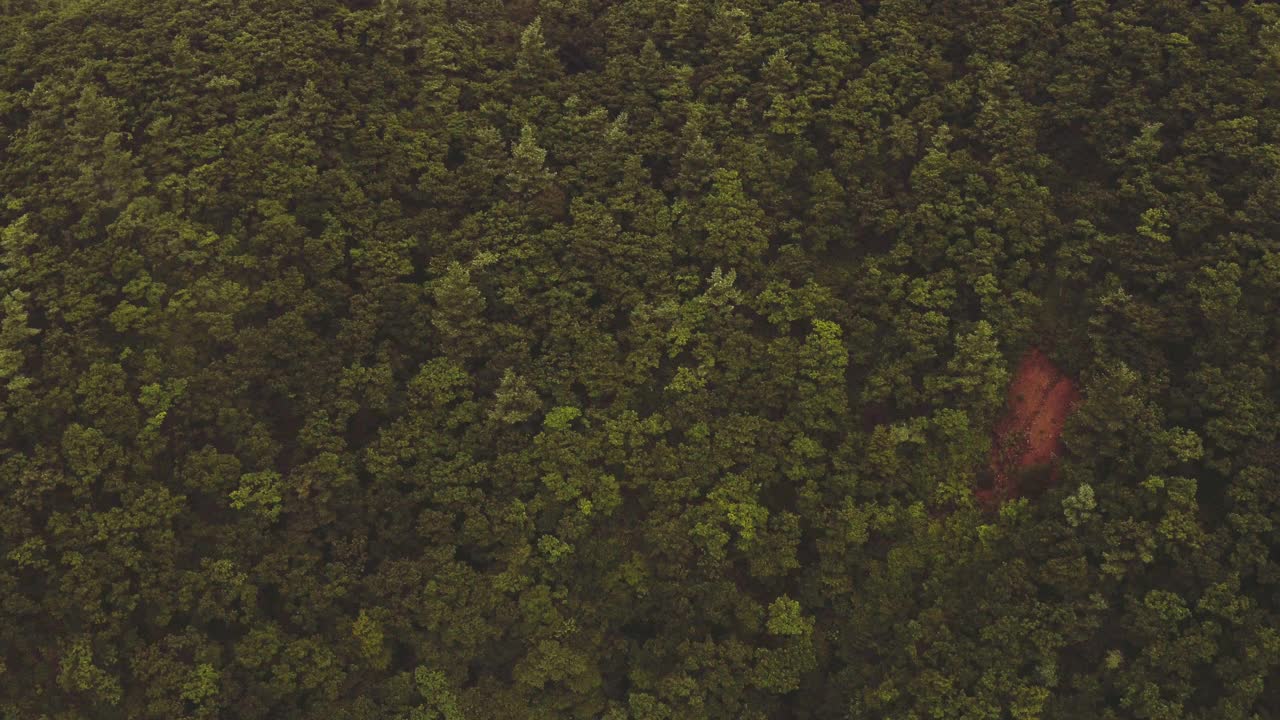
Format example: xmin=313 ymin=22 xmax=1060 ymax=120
xmin=978 ymin=347 xmax=1080 ymax=507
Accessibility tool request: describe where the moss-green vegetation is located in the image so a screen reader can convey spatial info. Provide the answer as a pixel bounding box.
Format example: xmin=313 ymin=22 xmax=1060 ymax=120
xmin=2 ymin=1 xmax=1279 ymax=718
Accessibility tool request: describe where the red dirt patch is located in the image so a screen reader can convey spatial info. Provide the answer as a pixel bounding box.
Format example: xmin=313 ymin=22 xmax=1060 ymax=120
xmin=977 ymin=347 xmax=1080 ymax=507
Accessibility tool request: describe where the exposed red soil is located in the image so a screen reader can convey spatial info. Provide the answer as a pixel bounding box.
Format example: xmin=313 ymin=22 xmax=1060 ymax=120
xmin=977 ymin=347 xmax=1080 ymax=507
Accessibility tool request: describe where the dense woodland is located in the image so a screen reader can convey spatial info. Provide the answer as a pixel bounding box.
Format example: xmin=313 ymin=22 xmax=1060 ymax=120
xmin=2 ymin=0 xmax=1280 ymax=718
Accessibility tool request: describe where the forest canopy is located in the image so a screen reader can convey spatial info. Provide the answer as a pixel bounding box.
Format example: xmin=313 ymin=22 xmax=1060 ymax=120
xmin=2 ymin=0 xmax=1280 ymax=718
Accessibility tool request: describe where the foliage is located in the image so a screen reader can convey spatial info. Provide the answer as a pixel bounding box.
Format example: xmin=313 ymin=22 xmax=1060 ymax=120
xmin=2 ymin=0 xmax=1279 ymax=718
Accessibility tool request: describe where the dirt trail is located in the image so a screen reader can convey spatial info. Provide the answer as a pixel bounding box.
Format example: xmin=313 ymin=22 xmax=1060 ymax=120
xmin=978 ymin=347 xmax=1080 ymax=506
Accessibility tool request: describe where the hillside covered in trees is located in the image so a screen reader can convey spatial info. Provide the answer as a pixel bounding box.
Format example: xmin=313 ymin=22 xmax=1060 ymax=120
xmin=2 ymin=0 xmax=1280 ymax=718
